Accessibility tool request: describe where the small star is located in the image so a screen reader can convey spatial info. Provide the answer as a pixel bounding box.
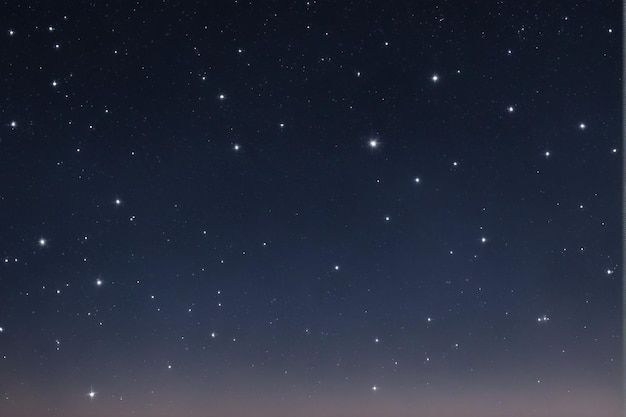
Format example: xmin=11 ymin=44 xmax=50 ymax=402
xmin=279 ymin=123 xmax=285 ymax=128
xmin=0 ymin=327 xmax=3 ymax=333
xmin=431 ymin=74 xmax=439 ymax=82
xmin=385 ymin=216 xmax=390 ymax=222
xmin=167 ymin=364 xmax=172 ymax=369
xmin=96 ymin=279 xmax=103 ymax=286
xmin=481 ymin=237 xmax=487 ymax=243
xmin=606 ymin=269 xmax=614 ymax=275
xmin=48 ymin=26 xmax=54 ymax=32
xmin=506 ymin=49 xmax=512 ymax=55
xmin=368 ymin=139 xmax=379 ymax=148
xmin=452 ymin=161 xmax=458 ymax=167
xmin=88 ymin=389 xmax=96 ymax=399
xmin=219 ymin=94 xmax=226 ymax=100
xmin=51 ymin=80 xmax=58 ymax=87
xmin=544 ymin=150 xmax=550 ymax=158
xmin=8 ymin=29 xmax=15 ymax=36
xmin=537 ymin=315 xmax=550 ymax=323
xmin=334 ymin=265 xmax=340 ymax=271
xmin=611 ymin=148 xmax=617 ymax=154
xmin=608 ymin=28 xmax=613 ymax=33
xmin=114 ymin=198 xmax=122 ymax=206
xmin=9 ymin=121 xmax=17 ymax=128
xmin=211 ymin=332 xmax=216 ymax=338
xmin=427 ymin=317 xmax=432 ymax=322
xmin=371 ymin=386 xmax=378 ymax=391
xmin=578 ymin=123 xmax=586 ymax=130
xmin=38 ymin=238 xmax=47 ymax=247
xmin=414 ymin=177 xmax=421 ymax=183
xmin=507 ymin=106 xmax=514 ymax=113
xmin=374 ymin=338 xmax=380 ymax=343
xmin=233 ymin=144 xmax=240 ymax=151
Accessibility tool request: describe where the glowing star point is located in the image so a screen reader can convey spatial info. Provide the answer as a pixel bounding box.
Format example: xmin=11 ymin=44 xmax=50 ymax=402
xmin=368 ymin=139 xmax=378 ymax=148
xmin=233 ymin=144 xmax=240 ymax=151
xmin=507 ymin=106 xmax=514 ymax=113
xmin=414 ymin=177 xmax=421 ymax=183
xmin=38 ymin=238 xmax=47 ymax=247
xmin=431 ymin=74 xmax=439 ymax=82
xmin=579 ymin=122 xmax=586 ymax=130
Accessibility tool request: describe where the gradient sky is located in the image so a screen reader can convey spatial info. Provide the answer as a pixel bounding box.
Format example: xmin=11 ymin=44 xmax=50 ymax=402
xmin=0 ymin=1 xmax=622 ymax=416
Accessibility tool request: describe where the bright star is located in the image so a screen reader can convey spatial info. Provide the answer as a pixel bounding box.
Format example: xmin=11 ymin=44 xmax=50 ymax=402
xmin=431 ymin=74 xmax=439 ymax=82
xmin=579 ymin=123 xmax=586 ymax=130
xmin=369 ymin=139 xmax=378 ymax=148
xmin=38 ymin=238 xmax=47 ymax=247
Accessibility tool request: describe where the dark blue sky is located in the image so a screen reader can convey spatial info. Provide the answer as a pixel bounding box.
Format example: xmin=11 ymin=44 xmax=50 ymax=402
xmin=0 ymin=1 xmax=621 ymax=416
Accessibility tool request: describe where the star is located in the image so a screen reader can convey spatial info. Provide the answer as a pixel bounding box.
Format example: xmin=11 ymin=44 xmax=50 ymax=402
xmin=368 ymin=139 xmax=379 ymax=148
xmin=233 ymin=144 xmax=240 ymax=151
xmin=480 ymin=237 xmax=487 ymax=243
xmin=578 ymin=122 xmax=586 ymax=130
xmin=544 ymin=150 xmax=550 ymax=158
xmin=88 ymin=388 xmax=96 ymax=399
xmin=431 ymin=74 xmax=439 ymax=82
xmin=9 ymin=121 xmax=17 ymax=128
xmin=334 ymin=265 xmax=340 ymax=270
xmin=96 ymin=279 xmax=103 ymax=286
xmin=114 ymin=198 xmax=122 ymax=206
xmin=507 ymin=106 xmax=514 ymax=113
xmin=371 ymin=385 xmax=378 ymax=391
xmin=38 ymin=238 xmax=47 ymax=247
xmin=385 ymin=216 xmax=390 ymax=221
xmin=51 ymin=80 xmax=58 ymax=87
xmin=414 ymin=177 xmax=421 ymax=183
xmin=219 ymin=94 xmax=226 ymax=100
xmin=8 ymin=29 xmax=15 ymax=36
xmin=0 ymin=327 xmax=3 ymax=333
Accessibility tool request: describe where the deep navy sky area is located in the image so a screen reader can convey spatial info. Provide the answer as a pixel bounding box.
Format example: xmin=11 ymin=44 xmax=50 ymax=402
xmin=0 ymin=1 xmax=621 ymax=416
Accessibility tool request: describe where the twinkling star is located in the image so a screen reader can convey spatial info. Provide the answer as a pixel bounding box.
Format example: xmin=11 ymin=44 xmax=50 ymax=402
xmin=579 ymin=122 xmax=586 ymax=130
xmin=431 ymin=74 xmax=439 ymax=82
xmin=38 ymin=238 xmax=47 ymax=247
xmin=233 ymin=144 xmax=240 ymax=151
xmin=368 ymin=139 xmax=379 ymax=148
xmin=507 ymin=106 xmax=514 ymax=113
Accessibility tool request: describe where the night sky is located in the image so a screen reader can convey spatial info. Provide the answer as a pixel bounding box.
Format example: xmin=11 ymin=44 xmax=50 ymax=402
xmin=0 ymin=1 xmax=622 ymax=416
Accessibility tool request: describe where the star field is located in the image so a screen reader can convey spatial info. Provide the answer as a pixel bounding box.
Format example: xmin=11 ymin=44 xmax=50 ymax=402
xmin=0 ymin=2 xmax=621 ymax=417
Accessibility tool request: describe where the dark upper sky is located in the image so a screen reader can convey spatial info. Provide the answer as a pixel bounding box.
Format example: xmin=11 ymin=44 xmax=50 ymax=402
xmin=0 ymin=1 xmax=621 ymax=416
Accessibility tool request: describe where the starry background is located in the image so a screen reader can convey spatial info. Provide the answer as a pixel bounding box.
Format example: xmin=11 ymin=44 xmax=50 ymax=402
xmin=0 ymin=1 xmax=622 ymax=417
